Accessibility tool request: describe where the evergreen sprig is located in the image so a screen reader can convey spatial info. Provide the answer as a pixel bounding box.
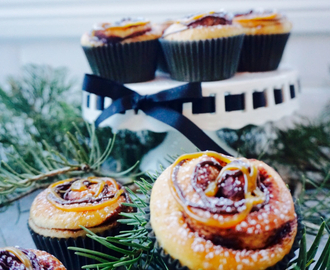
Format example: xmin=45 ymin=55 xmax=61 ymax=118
xmin=0 ymin=123 xmax=129 ymax=206
xmin=0 ymin=64 xmax=166 ymax=206
xmin=288 ymin=222 xmax=330 ymax=270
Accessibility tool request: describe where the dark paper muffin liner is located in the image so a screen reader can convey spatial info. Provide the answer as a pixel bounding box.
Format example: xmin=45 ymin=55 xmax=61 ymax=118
xmin=237 ymin=33 xmax=290 ymax=72
xmin=156 ymin=46 xmax=169 ymax=73
xmin=28 ymin=224 xmax=125 ymax=270
xmin=149 ymin=200 xmax=303 ymax=270
xmin=160 ymin=35 xmax=244 ymax=82
xmin=82 ymin=39 xmax=160 ymax=83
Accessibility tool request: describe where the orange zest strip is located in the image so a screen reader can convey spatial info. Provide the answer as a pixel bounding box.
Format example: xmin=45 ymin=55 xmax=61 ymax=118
xmin=169 ymin=152 xmax=265 ymax=229
xmin=3 ymin=247 xmax=33 ymax=270
xmin=105 ymin=21 xmax=149 ymax=30
xmin=234 ymin=13 xmax=278 ymax=23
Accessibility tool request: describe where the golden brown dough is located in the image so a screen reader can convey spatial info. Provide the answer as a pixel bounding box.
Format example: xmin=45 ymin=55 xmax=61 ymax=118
xmin=163 ymin=11 xmax=244 ymax=41
xmin=233 ymin=10 xmax=292 ymax=35
xmin=150 ymin=151 xmax=297 ymax=270
xmin=29 ymin=177 xmax=132 ymax=238
xmin=81 ymin=18 xmax=161 ymax=46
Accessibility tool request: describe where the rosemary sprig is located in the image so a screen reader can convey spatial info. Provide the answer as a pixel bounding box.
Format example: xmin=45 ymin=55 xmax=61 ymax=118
xmin=0 ymin=124 xmax=136 ymax=206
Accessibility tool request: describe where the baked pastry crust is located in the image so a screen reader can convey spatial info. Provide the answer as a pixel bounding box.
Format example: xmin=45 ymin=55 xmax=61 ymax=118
xmin=163 ymin=12 xmax=244 ymax=41
xmin=32 ymin=249 xmax=66 ymax=270
xmin=150 ymin=152 xmax=297 ymax=270
xmin=81 ymin=18 xmax=161 ymax=47
xmin=29 ymin=177 xmax=131 ymax=238
xmin=0 ymin=247 xmax=66 ymax=270
xmin=233 ymin=10 xmax=292 ymax=35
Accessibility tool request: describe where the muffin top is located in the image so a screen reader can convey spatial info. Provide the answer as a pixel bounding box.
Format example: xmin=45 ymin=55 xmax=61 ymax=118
xmin=29 ymin=177 xmax=132 ymax=238
xmin=0 ymin=247 xmax=66 ymax=270
xmin=81 ymin=18 xmax=162 ymax=46
xmin=163 ymin=11 xmax=244 ymax=41
xmin=233 ymin=9 xmax=292 ymax=35
xmin=150 ymin=151 xmax=297 ymax=270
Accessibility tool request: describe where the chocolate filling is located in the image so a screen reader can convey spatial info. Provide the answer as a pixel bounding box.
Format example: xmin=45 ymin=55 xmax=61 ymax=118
xmin=172 ymin=158 xmax=269 ymax=214
xmin=172 ymin=156 xmax=293 ymax=250
xmin=0 ymin=247 xmax=40 ymax=270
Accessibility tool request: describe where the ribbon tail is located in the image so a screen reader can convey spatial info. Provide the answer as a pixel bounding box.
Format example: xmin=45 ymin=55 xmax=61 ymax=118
xmin=143 ymin=106 xmax=232 ymax=156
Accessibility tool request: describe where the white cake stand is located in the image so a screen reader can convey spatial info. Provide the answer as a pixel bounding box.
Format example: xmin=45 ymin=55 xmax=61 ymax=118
xmin=82 ymin=68 xmax=300 ymax=171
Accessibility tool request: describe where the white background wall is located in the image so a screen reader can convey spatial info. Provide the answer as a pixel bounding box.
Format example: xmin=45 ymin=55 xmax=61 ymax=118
xmin=0 ymin=0 xmax=330 ymax=116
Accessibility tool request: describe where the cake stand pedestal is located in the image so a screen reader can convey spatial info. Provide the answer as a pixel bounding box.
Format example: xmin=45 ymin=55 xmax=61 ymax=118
xmin=82 ymin=68 xmax=300 ymax=171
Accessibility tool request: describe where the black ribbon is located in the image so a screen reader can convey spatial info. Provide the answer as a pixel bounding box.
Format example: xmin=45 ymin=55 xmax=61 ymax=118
xmin=83 ymin=74 xmax=231 ymax=156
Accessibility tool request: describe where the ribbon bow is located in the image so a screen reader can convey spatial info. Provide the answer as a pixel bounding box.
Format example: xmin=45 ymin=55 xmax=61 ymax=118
xmin=83 ymin=74 xmax=231 ymax=156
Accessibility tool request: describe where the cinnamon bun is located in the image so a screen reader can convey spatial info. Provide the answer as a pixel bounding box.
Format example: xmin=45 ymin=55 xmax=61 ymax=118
xmin=150 ymin=151 xmax=298 ymax=270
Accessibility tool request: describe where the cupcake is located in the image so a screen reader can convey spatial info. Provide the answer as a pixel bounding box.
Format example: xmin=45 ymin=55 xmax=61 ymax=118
xmin=233 ymin=10 xmax=292 ymax=72
xmin=160 ymin=11 xmax=244 ymax=82
xmin=150 ymin=151 xmax=299 ymax=270
xmin=0 ymin=246 xmax=66 ymax=269
xmin=81 ymin=18 xmax=162 ymax=83
xmin=28 ymin=177 xmax=133 ymax=269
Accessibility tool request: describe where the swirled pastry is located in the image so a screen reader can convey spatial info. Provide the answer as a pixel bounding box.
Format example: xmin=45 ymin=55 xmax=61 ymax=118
xmin=233 ymin=10 xmax=292 ymax=35
xmin=163 ymin=11 xmax=244 ymax=41
xmin=81 ymin=18 xmax=161 ymax=46
xmin=0 ymin=247 xmax=66 ymax=270
xmin=29 ymin=177 xmax=132 ymax=238
xmin=150 ymin=152 xmax=297 ymax=270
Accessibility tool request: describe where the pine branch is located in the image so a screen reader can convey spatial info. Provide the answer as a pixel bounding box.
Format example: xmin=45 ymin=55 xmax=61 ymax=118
xmin=0 ymin=123 xmax=116 ymax=206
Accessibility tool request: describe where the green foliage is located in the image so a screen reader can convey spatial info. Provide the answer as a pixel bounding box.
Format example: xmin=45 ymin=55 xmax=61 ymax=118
xmin=0 ymin=64 xmax=166 ymax=206
xmin=288 ymin=223 xmax=330 ymax=270
xmin=0 ymin=64 xmax=82 ymax=151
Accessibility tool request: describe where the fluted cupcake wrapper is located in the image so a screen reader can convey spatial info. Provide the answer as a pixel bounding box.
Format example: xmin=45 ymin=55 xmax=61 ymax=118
xmin=237 ymin=33 xmax=290 ymax=72
xmin=28 ymin=225 xmax=123 ymax=270
xmin=82 ymin=39 xmax=160 ymax=83
xmin=156 ymin=47 xmax=170 ymax=74
xmin=148 ymin=199 xmax=303 ymax=270
xmin=159 ymin=35 xmax=244 ymax=82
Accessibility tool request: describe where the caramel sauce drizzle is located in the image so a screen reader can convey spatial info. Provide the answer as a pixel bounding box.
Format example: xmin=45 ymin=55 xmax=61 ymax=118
xmin=169 ymin=152 xmax=267 ymax=228
xmin=234 ymin=10 xmax=283 ymax=23
xmin=3 ymin=247 xmax=33 ymax=270
xmin=47 ymin=177 xmax=124 ymax=212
